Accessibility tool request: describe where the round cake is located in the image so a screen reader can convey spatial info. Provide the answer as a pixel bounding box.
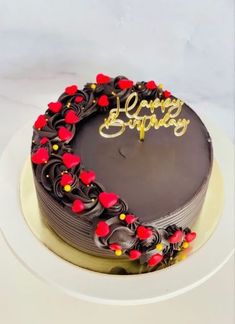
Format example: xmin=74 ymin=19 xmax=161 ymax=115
xmin=31 ymin=74 xmax=213 ymax=269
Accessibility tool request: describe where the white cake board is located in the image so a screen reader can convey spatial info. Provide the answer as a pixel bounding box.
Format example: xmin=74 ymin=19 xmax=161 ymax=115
xmin=0 ymin=119 xmax=234 ymax=305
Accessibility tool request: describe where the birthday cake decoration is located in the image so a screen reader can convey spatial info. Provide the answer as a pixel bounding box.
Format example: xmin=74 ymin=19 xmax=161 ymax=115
xmin=31 ymin=73 xmax=212 ymax=271
xmin=99 ymin=91 xmax=190 ymax=141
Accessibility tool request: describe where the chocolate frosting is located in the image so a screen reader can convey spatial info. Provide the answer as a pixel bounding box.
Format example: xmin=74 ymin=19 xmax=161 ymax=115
xmin=31 ymin=75 xmax=213 ymax=268
xmin=73 ymin=105 xmax=212 ymax=222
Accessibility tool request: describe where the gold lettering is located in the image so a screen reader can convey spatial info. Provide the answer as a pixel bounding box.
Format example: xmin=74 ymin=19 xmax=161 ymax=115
xmin=98 ymin=92 xmax=190 ymax=140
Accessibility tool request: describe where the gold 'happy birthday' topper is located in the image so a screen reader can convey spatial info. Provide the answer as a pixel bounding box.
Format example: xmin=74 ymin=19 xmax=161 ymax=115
xmin=99 ymin=92 xmax=190 ymax=141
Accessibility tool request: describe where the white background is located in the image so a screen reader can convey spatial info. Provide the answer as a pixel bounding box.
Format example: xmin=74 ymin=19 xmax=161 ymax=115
xmin=0 ymin=0 xmax=234 ymax=323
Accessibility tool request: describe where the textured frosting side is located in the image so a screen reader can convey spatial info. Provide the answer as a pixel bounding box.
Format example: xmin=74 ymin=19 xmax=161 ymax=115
xmin=35 ymin=175 xmax=208 ymax=262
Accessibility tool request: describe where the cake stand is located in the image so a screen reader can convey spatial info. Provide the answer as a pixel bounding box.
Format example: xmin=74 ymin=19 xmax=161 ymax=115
xmin=0 ymin=118 xmax=234 ymax=305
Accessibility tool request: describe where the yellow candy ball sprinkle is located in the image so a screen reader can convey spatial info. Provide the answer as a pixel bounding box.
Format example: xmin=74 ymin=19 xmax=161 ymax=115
xmin=91 ymin=84 xmax=96 ymax=90
xmin=115 ymin=249 xmax=122 ymax=256
xmin=52 ymin=144 xmax=59 ymax=151
xmin=119 ymin=213 xmax=126 ymax=220
xmin=156 ymin=243 xmax=164 ymax=251
xmin=64 ymin=184 xmax=72 ymax=192
xmin=180 ymin=253 xmax=187 ymax=261
xmin=182 ymin=241 xmax=189 ymax=249
xmin=158 ymin=83 xmax=163 ymax=89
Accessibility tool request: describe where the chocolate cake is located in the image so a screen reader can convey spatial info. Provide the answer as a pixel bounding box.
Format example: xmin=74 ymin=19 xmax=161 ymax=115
xmin=31 ymin=74 xmax=213 ymax=270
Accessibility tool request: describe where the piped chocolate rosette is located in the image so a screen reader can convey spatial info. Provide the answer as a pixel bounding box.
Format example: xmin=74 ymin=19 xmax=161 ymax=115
xmin=31 ymin=73 xmax=203 ymax=270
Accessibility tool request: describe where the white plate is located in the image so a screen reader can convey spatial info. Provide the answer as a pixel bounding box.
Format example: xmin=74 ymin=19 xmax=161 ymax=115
xmin=0 ymin=119 xmax=234 ymax=305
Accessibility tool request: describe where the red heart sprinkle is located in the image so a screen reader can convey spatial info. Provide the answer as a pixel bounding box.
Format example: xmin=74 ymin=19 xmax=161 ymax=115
xmin=163 ymin=90 xmax=171 ymax=98
xmin=98 ymin=192 xmax=119 ymax=208
xmin=65 ymin=110 xmax=79 ymax=124
xmin=62 ymin=153 xmax=80 ymax=169
xmin=95 ymin=221 xmax=110 ymax=237
xmin=137 ymin=226 xmax=153 ymax=240
xmin=97 ymin=95 xmax=109 ymax=107
xmin=31 ymin=148 xmax=49 ymax=164
xmin=34 ymin=115 xmax=47 ymax=129
xmin=185 ymin=232 xmax=197 ymax=243
xmin=60 ymin=173 xmax=73 ymax=186
xmin=75 ymin=95 xmax=84 ymax=103
xmin=58 ymin=127 xmax=73 ymax=141
xmin=72 ymin=199 xmax=85 ymax=213
xmin=168 ymin=230 xmax=183 ymax=244
xmin=148 ymin=253 xmax=163 ymax=267
xmin=109 ymin=243 xmax=122 ymax=251
xmin=65 ymin=85 xmax=78 ymax=95
xmin=80 ymin=170 xmax=96 ymax=185
xmin=118 ymin=79 xmax=133 ymax=90
xmin=48 ymin=101 xmax=62 ymax=113
xmin=146 ymin=80 xmax=157 ymax=90
xmin=125 ymin=214 xmax=137 ymax=224
xmin=96 ymin=73 xmax=111 ymax=84
xmin=40 ymin=137 xmax=49 ymax=144
xmin=129 ymin=250 xmax=141 ymax=260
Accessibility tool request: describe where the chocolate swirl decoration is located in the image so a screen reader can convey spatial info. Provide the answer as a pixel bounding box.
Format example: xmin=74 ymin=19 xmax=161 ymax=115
xmin=94 ymin=215 xmax=138 ymax=252
xmin=134 ymin=81 xmax=159 ymax=100
xmin=31 ymin=74 xmax=196 ymax=267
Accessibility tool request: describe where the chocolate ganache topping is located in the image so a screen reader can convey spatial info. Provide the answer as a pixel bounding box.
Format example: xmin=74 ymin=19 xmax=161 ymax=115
xmin=31 ymin=74 xmax=212 ymax=268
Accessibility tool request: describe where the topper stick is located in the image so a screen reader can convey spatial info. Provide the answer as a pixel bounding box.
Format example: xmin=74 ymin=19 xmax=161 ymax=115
xmin=139 ymin=124 xmax=145 ymax=142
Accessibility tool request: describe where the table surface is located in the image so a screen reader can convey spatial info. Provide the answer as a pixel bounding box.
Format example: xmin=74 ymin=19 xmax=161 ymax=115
xmin=0 ymin=0 xmax=234 ymax=323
